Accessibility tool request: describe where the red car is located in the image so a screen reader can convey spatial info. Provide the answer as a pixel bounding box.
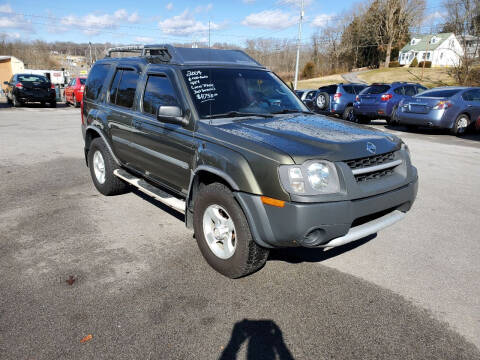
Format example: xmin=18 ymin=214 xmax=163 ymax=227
xmin=65 ymin=77 xmax=86 ymax=107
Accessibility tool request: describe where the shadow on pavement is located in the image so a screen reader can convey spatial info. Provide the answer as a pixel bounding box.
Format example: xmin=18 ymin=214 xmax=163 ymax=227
xmin=384 ymin=124 xmax=480 ymax=142
xmin=131 ymin=188 xmax=185 ymax=223
xmin=268 ymin=234 xmax=375 ymax=264
xmin=219 ymin=319 xmax=294 ymax=360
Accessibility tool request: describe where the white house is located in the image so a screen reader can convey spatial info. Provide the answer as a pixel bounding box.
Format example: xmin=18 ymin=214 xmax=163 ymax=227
xmin=398 ymin=33 xmax=464 ymax=67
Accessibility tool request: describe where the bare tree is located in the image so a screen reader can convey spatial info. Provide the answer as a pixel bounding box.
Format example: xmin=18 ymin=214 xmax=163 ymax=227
xmin=369 ymin=0 xmax=425 ymax=67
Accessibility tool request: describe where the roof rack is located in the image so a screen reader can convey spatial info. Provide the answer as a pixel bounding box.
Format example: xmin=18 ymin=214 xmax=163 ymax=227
xmin=104 ymin=44 xmax=263 ymax=68
xmin=105 ymin=45 xmax=172 ymax=62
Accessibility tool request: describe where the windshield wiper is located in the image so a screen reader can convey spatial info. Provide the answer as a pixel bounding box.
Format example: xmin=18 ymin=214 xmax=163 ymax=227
xmin=271 ymin=109 xmax=314 ymax=115
xmin=204 ymin=111 xmax=273 ymax=119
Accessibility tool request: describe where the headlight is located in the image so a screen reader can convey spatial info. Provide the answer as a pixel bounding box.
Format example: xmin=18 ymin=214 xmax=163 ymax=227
xmin=279 ymin=160 xmax=340 ymax=195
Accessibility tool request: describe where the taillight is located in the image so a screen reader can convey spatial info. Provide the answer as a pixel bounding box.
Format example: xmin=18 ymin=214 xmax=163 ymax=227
xmin=355 ymin=95 xmax=359 ymax=102
xmin=15 ymin=82 xmax=23 ymax=89
xmin=433 ymin=100 xmax=452 ymax=110
xmin=381 ymin=94 xmax=393 ymax=101
xmin=334 ymin=93 xmax=342 ymax=101
xmin=50 ymin=83 xmax=55 ymax=89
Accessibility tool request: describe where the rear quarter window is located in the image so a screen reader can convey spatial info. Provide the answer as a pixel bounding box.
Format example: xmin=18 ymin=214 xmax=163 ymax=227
xmin=85 ymin=63 xmax=111 ymax=101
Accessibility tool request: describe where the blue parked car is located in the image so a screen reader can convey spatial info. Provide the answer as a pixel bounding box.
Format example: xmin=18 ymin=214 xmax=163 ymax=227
xmin=395 ymin=87 xmax=480 ymax=136
xmin=353 ymin=82 xmax=427 ymax=124
xmin=314 ymin=83 xmax=367 ymax=119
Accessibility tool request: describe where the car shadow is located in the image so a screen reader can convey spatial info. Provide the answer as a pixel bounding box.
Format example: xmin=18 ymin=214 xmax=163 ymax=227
xmin=219 ymin=319 xmax=294 ymax=360
xmin=131 ymin=188 xmax=185 ymax=223
xmin=268 ymin=234 xmax=375 ymax=264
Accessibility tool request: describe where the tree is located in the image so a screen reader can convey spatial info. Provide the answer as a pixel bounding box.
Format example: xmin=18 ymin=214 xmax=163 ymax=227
xmin=442 ymin=0 xmax=480 ymax=85
xmin=369 ymin=0 xmax=425 ymax=68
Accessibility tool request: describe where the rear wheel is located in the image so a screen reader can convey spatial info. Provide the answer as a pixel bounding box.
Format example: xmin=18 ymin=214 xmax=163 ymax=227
xmin=451 ymin=114 xmax=470 ymax=136
xmin=193 ymin=182 xmax=269 ymax=278
xmin=342 ymin=106 xmax=355 ymax=121
xmin=388 ymin=105 xmax=399 ymax=125
xmin=12 ymin=94 xmax=22 ymax=107
xmin=88 ymin=138 xmax=130 ymax=196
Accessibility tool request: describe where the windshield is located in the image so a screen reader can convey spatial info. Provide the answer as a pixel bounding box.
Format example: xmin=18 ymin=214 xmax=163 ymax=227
xmin=17 ymin=75 xmax=48 ymax=83
xmin=416 ymin=89 xmax=461 ymax=98
xmin=183 ymin=68 xmax=308 ymax=118
xmin=361 ymin=85 xmax=391 ymax=95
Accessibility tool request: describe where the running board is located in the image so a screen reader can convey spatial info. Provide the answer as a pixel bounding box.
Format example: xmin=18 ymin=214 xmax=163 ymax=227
xmin=114 ymin=169 xmax=185 ymax=213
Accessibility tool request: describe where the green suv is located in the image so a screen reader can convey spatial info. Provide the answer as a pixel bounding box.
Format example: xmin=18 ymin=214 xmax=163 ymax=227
xmin=81 ymin=45 xmax=418 ymax=278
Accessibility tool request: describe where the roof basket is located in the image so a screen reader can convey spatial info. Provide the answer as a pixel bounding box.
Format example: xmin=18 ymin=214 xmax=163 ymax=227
xmin=105 ymin=45 xmax=172 ymax=63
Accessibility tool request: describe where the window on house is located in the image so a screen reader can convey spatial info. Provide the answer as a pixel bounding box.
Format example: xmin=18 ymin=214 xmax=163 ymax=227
xmin=426 ymin=52 xmax=431 ymax=60
xmin=440 ymin=52 xmax=444 ymax=59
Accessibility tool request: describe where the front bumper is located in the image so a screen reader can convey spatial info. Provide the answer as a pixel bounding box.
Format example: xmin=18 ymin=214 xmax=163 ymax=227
xmin=236 ymin=175 xmax=418 ymax=248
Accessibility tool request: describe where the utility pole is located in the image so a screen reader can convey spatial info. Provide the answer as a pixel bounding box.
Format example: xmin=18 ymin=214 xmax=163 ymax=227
xmin=89 ymin=42 xmax=93 ymax=67
xmin=293 ymin=0 xmax=304 ymax=90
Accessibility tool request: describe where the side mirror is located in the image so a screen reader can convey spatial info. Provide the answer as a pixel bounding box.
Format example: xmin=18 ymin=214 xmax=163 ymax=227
xmin=3 ymin=81 xmax=9 ymax=85
xmin=157 ymin=106 xmax=189 ymax=126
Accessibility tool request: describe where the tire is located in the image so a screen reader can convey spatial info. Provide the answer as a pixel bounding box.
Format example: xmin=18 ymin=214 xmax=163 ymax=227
xmin=451 ymin=114 xmax=470 ymax=136
xmin=88 ymin=138 xmax=130 ymax=196
xmin=342 ymin=106 xmax=354 ymax=121
xmin=41 ymin=101 xmax=46 ymax=107
xmin=193 ymin=182 xmax=269 ymax=278
xmin=388 ymin=105 xmax=398 ymax=125
xmin=315 ymin=92 xmax=330 ymax=111
xmin=50 ymin=101 xmax=57 ymax=108
xmin=12 ymin=94 xmax=21 ymax=107
xmin=7 ymin=95 xmax=12 ymax=105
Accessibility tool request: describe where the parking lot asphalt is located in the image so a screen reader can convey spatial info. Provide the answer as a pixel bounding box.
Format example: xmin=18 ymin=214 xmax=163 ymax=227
xmin=1 ymin=103 xmax=480 ymax=359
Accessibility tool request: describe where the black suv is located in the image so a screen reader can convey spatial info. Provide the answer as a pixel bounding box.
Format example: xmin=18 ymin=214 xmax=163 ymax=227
xmin=82 ymin=45 xmax=418 ymax=278
xmin=3 ymin=73 xmax=57 ymax=107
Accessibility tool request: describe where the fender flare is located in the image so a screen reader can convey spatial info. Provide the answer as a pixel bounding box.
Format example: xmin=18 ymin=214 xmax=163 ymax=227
xmin=84 ymin=126 xmax=121 ymax=166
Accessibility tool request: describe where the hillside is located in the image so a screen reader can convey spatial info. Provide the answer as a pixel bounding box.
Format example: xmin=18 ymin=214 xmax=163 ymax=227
xmin=297 ymin=67 xmax=459 ymax=89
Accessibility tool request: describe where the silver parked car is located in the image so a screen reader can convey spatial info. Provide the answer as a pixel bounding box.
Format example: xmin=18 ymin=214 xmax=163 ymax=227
xmin=394 ymin=87 xmax=480 ymax=135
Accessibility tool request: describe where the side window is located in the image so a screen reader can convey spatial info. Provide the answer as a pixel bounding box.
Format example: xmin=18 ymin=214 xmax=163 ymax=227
xmin=394 ymin=86 xmax=404 ymax=95
xmin=462 ymin=90 xmax=480 ymax=102
xmin=416 ymin=86 xmax=427 ymax=94
xmin=115 ymin=69 xmax=139 ymax=108
xmin=142 ymin=74 xmax=180 ymax=116
xmin=109 ymin=69 xmax=139 ymax=109
xmin=85 ymin=63 xmax=111 ymax=100
xmin=404 ymin=86 xmax=417 ymax=97
xmin=109 ymin=70 xmax=122 ymax=105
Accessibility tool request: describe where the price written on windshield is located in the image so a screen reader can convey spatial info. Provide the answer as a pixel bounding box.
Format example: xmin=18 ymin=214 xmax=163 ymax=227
xmin=186 ymin=70 xmax=218 ymax=103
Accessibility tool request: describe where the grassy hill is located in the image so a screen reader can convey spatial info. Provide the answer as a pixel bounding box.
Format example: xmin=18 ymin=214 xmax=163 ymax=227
xmin=357 ymin=67 xmax=457 ymax=87
xmin=297 ymin=67 xmax=458 ymax=89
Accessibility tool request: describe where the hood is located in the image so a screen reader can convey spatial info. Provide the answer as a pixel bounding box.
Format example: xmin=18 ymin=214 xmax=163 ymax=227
xmin=209 ymin=114 xmax=400 ymax=164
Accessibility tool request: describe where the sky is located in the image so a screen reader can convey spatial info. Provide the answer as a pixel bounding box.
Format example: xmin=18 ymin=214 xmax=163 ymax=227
xmin=0 ymin=0 xmax=446 ymax=46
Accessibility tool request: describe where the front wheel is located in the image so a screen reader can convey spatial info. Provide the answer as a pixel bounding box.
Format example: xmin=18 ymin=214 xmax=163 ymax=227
xmin=193 ymin=183 xmax=269 ymax=278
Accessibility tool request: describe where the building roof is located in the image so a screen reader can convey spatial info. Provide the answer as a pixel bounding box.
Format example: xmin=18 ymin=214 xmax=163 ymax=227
xmin=400 ymin=33 xmax=454 ymax=52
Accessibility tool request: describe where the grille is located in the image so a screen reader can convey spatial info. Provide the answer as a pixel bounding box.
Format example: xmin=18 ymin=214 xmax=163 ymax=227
xmin=345 ymin=151 xmax=395 ymax=170
xmin=354 ymin=168 xmax=394 ymax=182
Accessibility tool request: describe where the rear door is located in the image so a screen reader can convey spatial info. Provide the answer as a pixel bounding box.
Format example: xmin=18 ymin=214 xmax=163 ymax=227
xmin=107 ymin=67 xmax=141 ymax=167
xmin=129 ymin=69 xmax=195 ymax=195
